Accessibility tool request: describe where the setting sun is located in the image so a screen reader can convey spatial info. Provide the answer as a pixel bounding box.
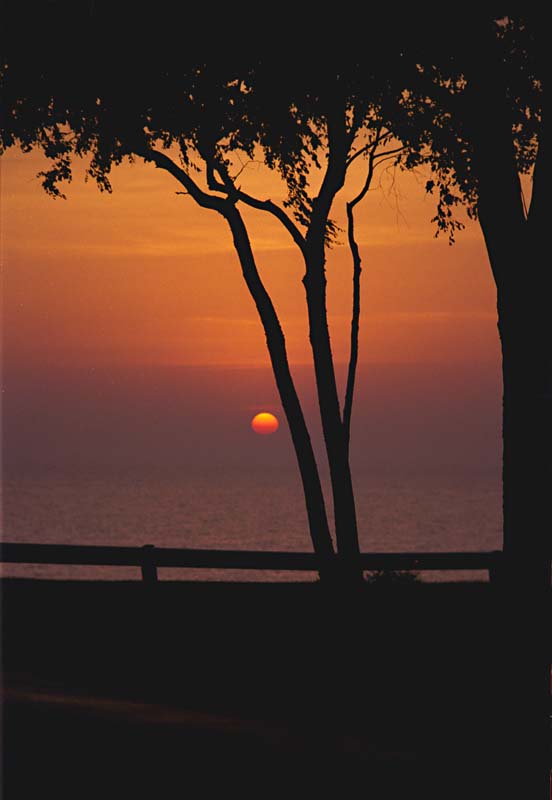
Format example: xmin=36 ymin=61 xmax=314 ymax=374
xmin=251 ymin=412 xmax=279 ymax=435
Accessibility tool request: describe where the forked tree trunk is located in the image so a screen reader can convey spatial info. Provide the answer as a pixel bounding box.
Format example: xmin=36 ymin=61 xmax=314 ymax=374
xmin=224 ymin=204 xmax=336 ymax=575
xmin=301 ymin=112 xmax=363 ymax=583
xmin=140 ymin=147 xmax=339 ymax=580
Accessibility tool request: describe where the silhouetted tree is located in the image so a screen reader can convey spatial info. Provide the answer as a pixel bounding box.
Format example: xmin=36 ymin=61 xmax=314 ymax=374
xmin=389 ymin=16 xmax=549 ymax=797
xmin=0 ymin=7 xmax=403 ymax=582
xmin=394 ymin=15 xmax=547 ymax=581
xmin=2 ymin=8 xmax=548 ymax=794
xmin=5 ymin=9 xmax=545 ymax=580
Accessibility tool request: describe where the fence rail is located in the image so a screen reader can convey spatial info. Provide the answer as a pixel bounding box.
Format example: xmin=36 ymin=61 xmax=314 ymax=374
xmin=0 ymin=541 xmax=513 ymax=582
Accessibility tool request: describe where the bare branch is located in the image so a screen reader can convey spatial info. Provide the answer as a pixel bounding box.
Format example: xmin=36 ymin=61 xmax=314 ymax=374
xmin=345 ymin=127 xmax=392 ymax=167
xmin=342 ymin=144 xmax=379 ymax=447
xmin=207 ymin=156 xmax=307 ymax=252
xmin=235 ymin=189 xmax=307 ymax=252
xmin=372 ymin=146 xmax=406 ymax=166
xmin=232 ymin=158 xmax=264 ymax=182
xmin=346 ymin=143 xmax=372 ymax=168
xmin=349 ymin=143 xmax=378 ymax=212
xmin=137 ymin=147 xmax=227 ymax=213
xmin=380 ymin=162 xmax=410 ymax=229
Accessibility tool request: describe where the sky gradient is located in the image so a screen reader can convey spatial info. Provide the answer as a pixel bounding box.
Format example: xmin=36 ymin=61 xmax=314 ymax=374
xmin=2 ymin=148 xmax=502 ymax=475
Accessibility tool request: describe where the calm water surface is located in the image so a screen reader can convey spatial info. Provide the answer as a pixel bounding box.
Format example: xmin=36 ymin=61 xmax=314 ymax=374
xmin=1 ymin=467 xmax=501 ymax=582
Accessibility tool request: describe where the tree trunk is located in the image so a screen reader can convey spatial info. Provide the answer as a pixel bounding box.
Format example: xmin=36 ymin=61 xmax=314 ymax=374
xmin=303 ymin=251 xmax=362 ymax=581
xmin=468 ymin=26 xmax=550 ymax=574
xmin=462 ymin=29 xmax=550 ymax=791
xmin=495 ymin=268 xmax=551 ymax=798
xmin=476 ymin=131 xmax=551 ymax=799
xmin=301 ymin=112 xmax=362 ymax=583
xmin=139 ymin=147 xmax=339 ymax=580
xmin=223 ymin=204 xmax=336 ymax=575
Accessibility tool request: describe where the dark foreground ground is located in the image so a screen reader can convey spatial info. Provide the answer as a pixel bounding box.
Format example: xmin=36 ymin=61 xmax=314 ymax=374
xmin=2 ymin=578 xmax=551 ymax=799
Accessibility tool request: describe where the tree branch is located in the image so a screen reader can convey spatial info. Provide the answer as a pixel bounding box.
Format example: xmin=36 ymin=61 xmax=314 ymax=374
xmin=137 ymin=146 xmax=227 ymax=213
xmin=345 ymin=128 xmax=392 ymax=167
xmin=527 ymin=137 xmax=545 ymax=229
xmin=206 ymin=160 xmax=229 ymax=194
xmin=307 ymin=110 xmax=350 ymax=249
xmin=342 ymin=145 xmax=378 ymax=448
xmin=235 ymin=189 xmax=307 ymax=252
xmin=372 ymin=146 xmax=405 ymax=165
xmin=209 ymin=157 xmax=307 ymax=252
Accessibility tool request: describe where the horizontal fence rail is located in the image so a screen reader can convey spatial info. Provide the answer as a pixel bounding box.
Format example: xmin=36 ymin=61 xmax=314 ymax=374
xmin=0 ymin=541 xmax=524 ymax=583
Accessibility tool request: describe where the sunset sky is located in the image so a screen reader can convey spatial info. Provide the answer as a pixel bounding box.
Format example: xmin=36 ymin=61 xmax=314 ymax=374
xmin=2 ymin=146 xmax=502 ymax=475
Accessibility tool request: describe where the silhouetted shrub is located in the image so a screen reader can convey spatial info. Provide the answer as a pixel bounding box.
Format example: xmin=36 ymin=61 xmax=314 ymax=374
xmin=365 ymin=569 xmax=420 ymax=586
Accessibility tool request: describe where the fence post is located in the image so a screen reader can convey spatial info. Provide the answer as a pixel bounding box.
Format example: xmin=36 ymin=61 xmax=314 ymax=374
xmin=488 ymin=552 xmax=504 ymax=585
xmin=141 ymin=544 xmax=158 ymax=584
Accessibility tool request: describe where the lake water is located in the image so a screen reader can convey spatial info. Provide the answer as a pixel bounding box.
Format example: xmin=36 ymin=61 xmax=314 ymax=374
xmin=1 ymin=467 xmax=502 ymax=582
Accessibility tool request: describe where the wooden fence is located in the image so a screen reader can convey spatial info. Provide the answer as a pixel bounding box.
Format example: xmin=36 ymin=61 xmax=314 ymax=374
xmin=0 ymin=541 xmax=509 ymax=582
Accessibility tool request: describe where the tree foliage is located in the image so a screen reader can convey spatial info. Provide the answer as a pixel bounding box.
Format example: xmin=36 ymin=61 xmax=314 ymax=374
xmin=2 ymin=6 xmax=418 ymax=576
xmin=2 ymin=9 xmax=544 ymax=576
xmin=2 ymin=28 xmax=397 ymax=243
xmin=388 ymin=16 xmax=543 ymax=242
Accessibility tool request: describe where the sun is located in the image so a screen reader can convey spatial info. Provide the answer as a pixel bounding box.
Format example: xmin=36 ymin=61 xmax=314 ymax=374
xmin=251 ymin=412 xmax=279 ymax=435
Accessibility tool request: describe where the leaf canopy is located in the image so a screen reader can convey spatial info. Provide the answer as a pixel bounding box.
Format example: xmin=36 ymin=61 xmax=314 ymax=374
xmin=1 ymin=8 xmax=542 ymax=239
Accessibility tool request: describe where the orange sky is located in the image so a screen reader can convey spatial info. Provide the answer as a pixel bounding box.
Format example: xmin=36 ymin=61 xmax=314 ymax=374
xmin=2 ymin=147 xmax=500 ymax=371
xmin=2 ymin=145 xmax=506 ymax=477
